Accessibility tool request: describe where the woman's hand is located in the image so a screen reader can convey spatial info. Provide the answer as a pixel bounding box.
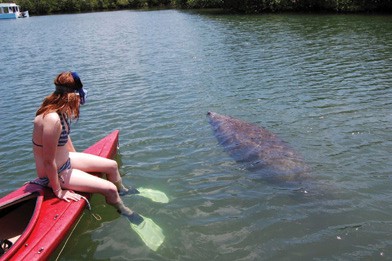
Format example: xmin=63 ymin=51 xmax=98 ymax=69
xmin=56 ymin=189 xmax=82 ymax=202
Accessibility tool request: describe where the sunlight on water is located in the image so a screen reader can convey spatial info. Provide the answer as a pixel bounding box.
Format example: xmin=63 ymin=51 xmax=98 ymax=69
xmin=0 ymin=11 xmax=391 ymax=260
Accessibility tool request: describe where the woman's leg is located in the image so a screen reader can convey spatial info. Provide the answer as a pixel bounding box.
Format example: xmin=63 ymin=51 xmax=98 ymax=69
xmin=60 ymin=168 xmax=133 ymax=216
xmin=60 ymin=168 xmax=119 ymax=205
xmin=69 ymin=152 xmax=128 ymax=191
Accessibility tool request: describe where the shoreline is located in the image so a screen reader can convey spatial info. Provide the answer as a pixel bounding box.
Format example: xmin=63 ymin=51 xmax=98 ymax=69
xmin=11 ymin=0 xmax=392 ymax=16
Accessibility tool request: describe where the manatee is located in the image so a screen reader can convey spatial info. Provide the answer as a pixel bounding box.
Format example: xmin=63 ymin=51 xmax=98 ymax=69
xmin=207 ymin=112 xmax=310 ymax=185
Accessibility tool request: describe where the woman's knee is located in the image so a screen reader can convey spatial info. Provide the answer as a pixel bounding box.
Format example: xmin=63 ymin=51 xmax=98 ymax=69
xmin=103 ymin=182 xmax=120 ymax=205
xmin=104 ymin=159 xmax=118 ymax=174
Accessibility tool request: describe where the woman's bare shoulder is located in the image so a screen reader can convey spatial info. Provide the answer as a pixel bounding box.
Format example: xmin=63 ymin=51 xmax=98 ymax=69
xmin=34 ymin=112 xmax=61 ymax=126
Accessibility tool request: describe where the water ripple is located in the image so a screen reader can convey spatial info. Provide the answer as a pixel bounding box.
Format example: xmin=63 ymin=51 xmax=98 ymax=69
xmin=1 ymin=11 xmax=391 ymax=260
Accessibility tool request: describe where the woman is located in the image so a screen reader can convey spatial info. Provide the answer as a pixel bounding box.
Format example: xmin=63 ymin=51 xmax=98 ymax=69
xmin=32 ymin=71 xmax=142 ymax=224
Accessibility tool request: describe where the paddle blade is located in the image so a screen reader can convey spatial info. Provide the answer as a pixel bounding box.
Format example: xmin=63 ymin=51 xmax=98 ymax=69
xmin=137 ymin=188 xmax=169 ymax=203
xmin=130 ymin=215 xmax=165 ymax=251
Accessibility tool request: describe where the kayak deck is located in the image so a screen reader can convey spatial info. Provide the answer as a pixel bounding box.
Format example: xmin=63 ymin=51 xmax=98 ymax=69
xmin=0 ymin=130 xmax=119 ymax=261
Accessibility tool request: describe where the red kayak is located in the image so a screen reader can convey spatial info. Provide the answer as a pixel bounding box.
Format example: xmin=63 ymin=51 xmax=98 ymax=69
xmin=0 ymin=130 xmax=119 ymax=261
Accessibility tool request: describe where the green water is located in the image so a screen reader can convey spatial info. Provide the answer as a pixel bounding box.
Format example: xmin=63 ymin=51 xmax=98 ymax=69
xmin=0 ymin=11 xmax=391 ymax=260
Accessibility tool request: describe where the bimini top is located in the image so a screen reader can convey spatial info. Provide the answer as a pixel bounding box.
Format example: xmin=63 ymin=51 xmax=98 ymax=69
xmin=0 ymin=3 xmax=19 ymax=8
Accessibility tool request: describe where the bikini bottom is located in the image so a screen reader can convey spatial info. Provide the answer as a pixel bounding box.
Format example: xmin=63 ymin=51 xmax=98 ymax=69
xmin=30 ymin=158 xmax=71 ymax=187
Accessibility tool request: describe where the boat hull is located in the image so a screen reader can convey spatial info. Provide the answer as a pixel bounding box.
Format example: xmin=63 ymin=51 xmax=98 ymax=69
xmin=0 ymin=13 xmax=18 ymax=19
xmin=0 ymin=130 xmax=119 ymax=260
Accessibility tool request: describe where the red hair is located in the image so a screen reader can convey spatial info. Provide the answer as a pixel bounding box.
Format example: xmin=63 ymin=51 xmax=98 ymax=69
xmin=36 ymin=72 xmax=80 ymax=119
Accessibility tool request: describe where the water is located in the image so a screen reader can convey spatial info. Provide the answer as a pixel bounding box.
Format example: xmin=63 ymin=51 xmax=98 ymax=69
xmin=1 ymin=10 xmax=391 ymax=260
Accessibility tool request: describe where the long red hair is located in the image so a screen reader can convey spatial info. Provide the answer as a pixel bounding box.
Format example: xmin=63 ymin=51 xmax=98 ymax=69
xmin=36 ymin=72 xmax=80 ymax=119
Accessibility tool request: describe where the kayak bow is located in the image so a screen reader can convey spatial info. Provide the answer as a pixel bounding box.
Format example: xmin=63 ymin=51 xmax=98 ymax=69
xmin=0 ymin=130 xmax=119 ymax=261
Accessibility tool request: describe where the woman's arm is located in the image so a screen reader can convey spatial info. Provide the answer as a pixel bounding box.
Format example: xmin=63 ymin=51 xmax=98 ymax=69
xmin=41 ymin=113 xmax=81 ymax=202
xmin=41 ymin=113 xmax=62 ymax=194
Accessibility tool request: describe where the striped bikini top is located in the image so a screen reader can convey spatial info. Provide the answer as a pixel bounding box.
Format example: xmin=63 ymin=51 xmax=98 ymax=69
xmin=32 ymin=113 xmax=70 ymax=147
xmin=57 ymin=113 xmax=70 ymax=146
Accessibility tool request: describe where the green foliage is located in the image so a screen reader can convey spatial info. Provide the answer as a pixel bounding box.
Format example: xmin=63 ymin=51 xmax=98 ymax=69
xmin=222 ymin=0 xmax=392 ymax=13
xmin=223 ymin=0 xmax=296 ymax=13
xmin=171 ymin=0 xmax=187 ymax=8
xmin=3 ymin=0 xmax=392 ymax=15
xmin=186 ymin=0 xmax=222 ymax=8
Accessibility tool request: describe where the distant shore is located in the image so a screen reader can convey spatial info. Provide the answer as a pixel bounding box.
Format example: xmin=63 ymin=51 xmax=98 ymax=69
xmin=9 ymin=0 xmax=392 ymax=16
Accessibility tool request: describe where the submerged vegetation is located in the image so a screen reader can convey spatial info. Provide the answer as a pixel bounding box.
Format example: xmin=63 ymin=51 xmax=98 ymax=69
xmin=4 ymin=0 xmax=392 ymax=15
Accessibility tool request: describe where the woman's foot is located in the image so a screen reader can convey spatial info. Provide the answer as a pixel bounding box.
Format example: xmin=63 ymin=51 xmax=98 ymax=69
xmin=126 ymin=212 xmax=144 ymax=225
xmin=114 ymin=180 xmax=140 ymax=196
xmin=114 ymin=201 xmax=144 ymax=225
xmin=118 ymin=186 xmax=140 ymax=196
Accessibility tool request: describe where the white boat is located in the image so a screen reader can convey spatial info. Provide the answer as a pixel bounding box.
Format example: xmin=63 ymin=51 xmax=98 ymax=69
xmin=0 ymin=3 xmax=29 ymax=19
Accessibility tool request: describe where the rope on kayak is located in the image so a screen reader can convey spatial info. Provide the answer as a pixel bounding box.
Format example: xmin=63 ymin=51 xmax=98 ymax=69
xmin=81 ymin=195 xmax=102 ymax=221
xmin=54 ymin=213 xmax=84 ymax=261
xmin=54 ymin=197 xmax=102 ymax=260
xmin=81 ymin=196 xmax=91 ymax=210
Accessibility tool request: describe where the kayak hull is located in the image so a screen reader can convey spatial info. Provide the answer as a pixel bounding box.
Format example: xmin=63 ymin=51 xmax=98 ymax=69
xmin=0 ymin=130 xmax=119 ymax=261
